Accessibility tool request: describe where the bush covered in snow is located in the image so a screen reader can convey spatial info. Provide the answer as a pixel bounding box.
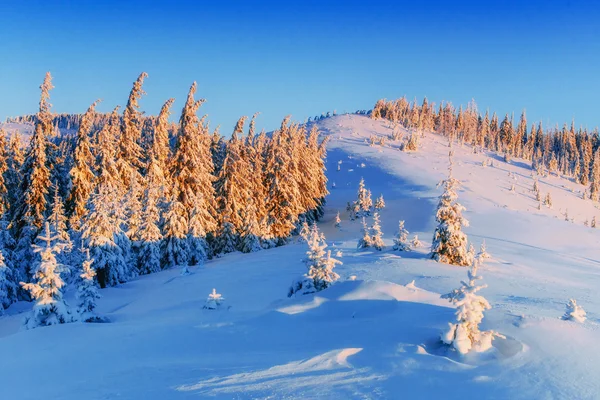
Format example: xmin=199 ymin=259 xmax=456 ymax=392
xmin=562 ymin=299 xmax=586 ymax=323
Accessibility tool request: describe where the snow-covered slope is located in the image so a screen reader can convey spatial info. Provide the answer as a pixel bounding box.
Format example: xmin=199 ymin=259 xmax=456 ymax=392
xmin=1 ymin=114 xmax=599 ymax=399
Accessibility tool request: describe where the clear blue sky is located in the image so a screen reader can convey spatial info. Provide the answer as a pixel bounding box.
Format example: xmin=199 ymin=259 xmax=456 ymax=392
xmin=1 ymin=1 xmax=599 ymax=132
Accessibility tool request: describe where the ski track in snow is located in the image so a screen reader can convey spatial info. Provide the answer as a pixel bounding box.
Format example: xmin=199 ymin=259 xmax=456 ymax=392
xmin=1 ymin=114 xmax=600 ymax=399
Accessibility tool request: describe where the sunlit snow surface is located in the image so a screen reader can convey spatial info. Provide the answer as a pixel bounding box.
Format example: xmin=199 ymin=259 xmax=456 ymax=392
xmin=1 ymin=114 xmax=599 ymax=399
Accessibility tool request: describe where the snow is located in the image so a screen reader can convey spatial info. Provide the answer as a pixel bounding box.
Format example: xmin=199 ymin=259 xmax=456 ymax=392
xmin=1 ymin=114 xmax=600 ymax=398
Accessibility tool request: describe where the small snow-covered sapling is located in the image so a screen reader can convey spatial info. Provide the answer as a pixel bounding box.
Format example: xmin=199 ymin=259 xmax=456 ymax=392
xmin=204 ymin=288 xmax=225 ymax=310
xmin=562 ymin=299 xmax=586 ymax=323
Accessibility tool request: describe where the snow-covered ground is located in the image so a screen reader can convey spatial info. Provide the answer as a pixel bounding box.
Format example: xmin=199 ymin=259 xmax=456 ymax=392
xmin=1 ymin=114 xmax=599 ymax=399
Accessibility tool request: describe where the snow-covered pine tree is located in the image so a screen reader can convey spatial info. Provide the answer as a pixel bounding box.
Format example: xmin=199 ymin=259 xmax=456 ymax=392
xmin=592 ymin=216 xmax=597 ymax=228
xmin=289 ymin=224 xmax=340 ymax=296
xmin=171 ymin=83 xmax=218 ymax=255
xmin=334 ymin=211 xmax=341 ymax=228
xmin=116 ymin=72 xmax=147 ymax=189
xmin=264 ymin=119 xmax=303 ymax=242
xmin=161 ymin=193 xmax=189 ymax=269
xmin=478 ymin=240 xmax=491 ymax=260
xmin=136 ymin=169 xmax=163 ymax=275
xmin=238 ymin=205 xmax=262 ymax=253
xmin=81 ymin=181 xmax=130 ymax=288
xmin=431 ymin=158 xmax=471 ymax=266
xmin=374 ymin=194 xmax=385 ymax=210
xmin=47 ymin=186 xmax=73 ymax=276
xmin=357 ymin=217 xmax=372 ymax=249
xmin=370 ymin=212 xmax=385 ymax=250
xmin=562 ymin=299 xmax=586 ymax=323
xmin=215 ymin=119 xmax=252 ymax=253
xmin=13 ymin=73 xmax=55 ymax=279
xmin=350 ymin=178 xmax=371 ymax=220
xmin=67 ymin=100 xmax=99 ymax=231
xmin=21 ymin=222 xmax=74 ymax=329
xmin=203 ymin=288 xmax=225 ymax=310
xmin=393 ymin=220 xmax=411 ymax=251
xmin=590 ymin=150 xmax=600 ymax=201
xmin=441 ymin=259 xmax=502 ymax=354
xmin=411 ymin=234 xmax=423 ymax=248
xmin=137 ymin=100 xmax=173 ymax=274
xmin=5 ymin=134 xmax=25 ymax=221
xmin=76 ymin=248 xmax=104 ymax=323
xmin=215 ymin=218 xmax=237 ymax=256
xmin=0 ymin=250 xmax=16 ymax=314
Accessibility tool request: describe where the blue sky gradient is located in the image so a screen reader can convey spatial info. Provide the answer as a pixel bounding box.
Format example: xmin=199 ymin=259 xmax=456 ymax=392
xmin=1 ymin=1 xmax=599 ymax=132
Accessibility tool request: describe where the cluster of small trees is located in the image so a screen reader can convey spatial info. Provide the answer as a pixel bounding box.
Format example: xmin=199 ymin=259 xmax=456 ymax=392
xmin=372 ymin=97 xmax=600 ymax=200
xmin=0 ymin=72 xmax=329 ymax=317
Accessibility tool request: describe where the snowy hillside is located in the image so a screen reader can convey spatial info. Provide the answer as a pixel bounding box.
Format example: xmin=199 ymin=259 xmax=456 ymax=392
xmin=1 ymin=114 xmax=599 ymax=399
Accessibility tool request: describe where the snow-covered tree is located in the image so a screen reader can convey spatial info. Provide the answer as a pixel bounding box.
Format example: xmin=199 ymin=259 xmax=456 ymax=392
xmin=81 ymin=182 xmax=130 ymax=288
xmin=67 ymin=100 xmax=99 ymax=231
xmin=374 ymin=194 xmax=385 ymax=210
xmin=0 ymin=250 xmax=16 ymax=314
xmin=289 ymin=224 xmax=340 ymax=297
xmin=431 ymin=160 xmax=471 ymax=266
xmin=393 ymin=220 xmax=410 ymax=251
xmin=357 ymin=217 xmax=372 ymax=249
xmin=562 ymin=299 xmax=586 ymax=323
xmin=350 ymin=178 xmax=371 ymax=220
xmin=76 ymin=248 xmax=104 ymax=323
xmin=171 ymin=82 xmax=218 ymax=246
xmin=411 ymin=234 xmax=423 ymax=248
xmin=334 ymin=211 xmax=341 ymax=228
xmin=441 ymin=260 xmax=502 ymax=354
xmin=161 ymin=194 xmax=189 ymax=269
xmin=478 ymin=240 xmax=491 ymax=260
xmin=204 ymin=288 xmax=225 ymax=310
xmin=21 ymin=222 xmax=74 ymax=329
xmin=238 ymin=206 xmax=262 ymax=253
xmin=370 ymin=212 xmax=385 ymax=250
xmin=13 ymin=73 xmax=55 ymax=279
xmin=136 ymin=180 xmax=163 ymax=275
xmin=215 ymin=220 xmax=237 ymax=256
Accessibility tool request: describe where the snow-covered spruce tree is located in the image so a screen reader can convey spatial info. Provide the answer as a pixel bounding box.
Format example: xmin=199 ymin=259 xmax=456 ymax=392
xmin=334 ymin=211 xmax=341 ymax=228
xmin=370 ymin=212 xmax=385 ymax=250
xmin=393 ymin=220 xmax=411 ymax=251
xmin=171 ymin=83 xmax=217 ymax=257
xmin=562 ymin=299 xmax=586 ymax=323
xmin=13 ymin=73 xmax=55 ymax=280
xmin=350 ymin=178 xmax=371 ymax=220
xmin=76 ymin=248 xmax=104 ymax=323
xmin=67 ymin=100 xmax=99 ymax=231
xmin=203 ymin=288 xmax=225 ymax=310
xmin=411 ymin=235 xmax=423 ymax=248
xmin=0 ymin=250 xmax=16 ymax=314
xmin=21 ymin=222 xmax=74 ymax=329
xmin=478 ymin=240 xmax=491 ymax=260
xmin=264 ymin=119 xmax=302 ymax=243
xmin=590 ymin=150 xmax=600 ymax=202
xmin=239 ymin=205 xmax=262 ymax=254
xmin=441 ymin=260 xmax=502 ymax=354
xmin=137 ymin=100 xmax=173 ymax=274
xmin=215 ymin=119 xmax=252 ymax=253
xmin=374 ymin=194 xmax=385 ymax=210
xmin=116 ymin=72 xmax=147 ymax=189
xmin=431 ymin=159 xmax=471 ymax=266
xmin=289 ymin=224 xmax=340 ymax=297
xmin=0 ymin=129 xmax=10 ymax=220
xmin=5 ymin=134 xmax=25 ymax=221
xmin=81 ymin=180 xmax=130 ymax=288
xmin=161 ymin=193 xmax=189 ymax=269
xmin=215 ymin=219 xmax=237 ymax=256
xmin=47 ymin=186 xmax=73 ymax=277
xmin=357 ymin=217 xmax=373 ymax=249
xmin=136 ymin=166 xmax=163 ymax=275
